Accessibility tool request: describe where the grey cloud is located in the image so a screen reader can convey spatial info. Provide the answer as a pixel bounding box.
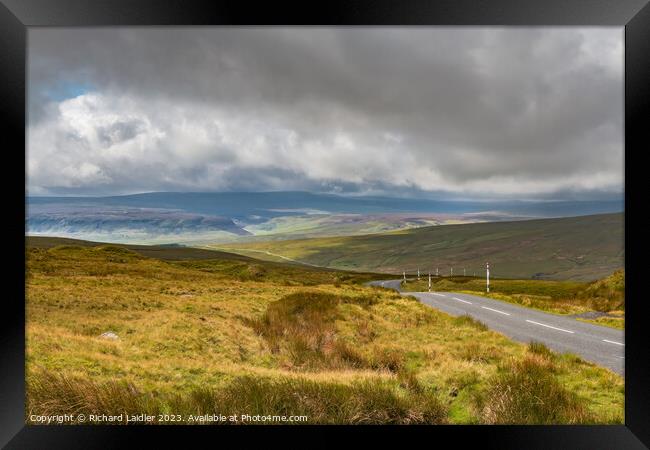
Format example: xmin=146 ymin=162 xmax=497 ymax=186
xmin=96 ymin=119 xmax=146 ymax=147
xmin=27 ymin=27 xmax=623 ymax=199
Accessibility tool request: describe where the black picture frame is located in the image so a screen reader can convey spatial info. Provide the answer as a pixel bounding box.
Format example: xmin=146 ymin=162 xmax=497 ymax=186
xmin=2 ymin=0 xmax=649 ymax=448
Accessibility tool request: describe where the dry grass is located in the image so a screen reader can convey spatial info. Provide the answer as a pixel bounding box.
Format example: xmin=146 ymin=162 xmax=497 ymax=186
xmin=578 ymin=314 xmax=625 ymax=330
xmin=453 ymin=314 xmax=489 ymax=332
xmin=527 ymin=341 xmax=554 ymax=359
xmin=25 ymin=243 xmax=624 ymax=424
xmin=404 ymin=270 xmax=625 ymax=317
xmin=478 ymin=355 xmax=593 ymax=424
xmin=244 ymin=291 xmax=398 ymax=372
xmin=27 ymin=369 xmax=448 ymax=425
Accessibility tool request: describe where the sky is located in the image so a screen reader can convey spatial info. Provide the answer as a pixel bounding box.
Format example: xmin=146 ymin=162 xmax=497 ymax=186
xmin=27 ymin=27 xmax=623 ymax=200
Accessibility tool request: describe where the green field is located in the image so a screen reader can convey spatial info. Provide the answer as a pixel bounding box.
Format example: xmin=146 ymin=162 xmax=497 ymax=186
xmin=216 ymin=213 xmax=623 ymax=281
xmin=25 ymin=237 xmax=623 ymax=424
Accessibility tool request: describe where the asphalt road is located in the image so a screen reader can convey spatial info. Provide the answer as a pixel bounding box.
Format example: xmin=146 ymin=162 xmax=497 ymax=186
xmin=368 ymin=279 xmax=624 ymax=375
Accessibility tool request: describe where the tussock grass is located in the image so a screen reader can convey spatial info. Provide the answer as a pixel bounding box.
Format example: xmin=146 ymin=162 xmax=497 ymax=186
xmin=27 ymin=369 xmax=447 ymax=425
xmin=527 ymin=341 xmax=553 ymax=359
xmin=458 ymin=343 xmax=502 ymax=364
xmin=577 ymin=315 xmax=624 ymax=330
xmin=453 ymin=315 xmax=489 ymax=331
xmin=27 ymin=369 xmax=162 ymax=422
xmin=577 ymin=269 xmax=624 ymax=311
xmin=246 ymin=292 xmax=362 ymax=368
xmin=477 ymin=356 xmax=593 ymax=424
xmin=368 ymin=347 xmax=406 ymax=373
xmin=244 ymin=291 xmax=397 ymax=372
xmin=26 ymin=241 xmax=624 ymax=425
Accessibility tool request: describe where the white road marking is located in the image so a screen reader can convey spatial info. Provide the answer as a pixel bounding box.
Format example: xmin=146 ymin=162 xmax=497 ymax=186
xmin=481 ymin=306 xmax=510 ymax=316
xmin=452 ymin=297 xmax=472 ymax=304
xmin=433 ymin=293 xmax=446 ymax=297
xmin=603 ymin=339 xmax=624 ymax=346
xmin=525 ymin=319 xmax=574 ymax=334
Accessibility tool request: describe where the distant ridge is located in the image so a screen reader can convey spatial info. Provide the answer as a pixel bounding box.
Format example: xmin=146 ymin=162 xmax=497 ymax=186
xmin=27 ymin=191 xmax=623 ymax=218
xmin=220 ymin=213 xmax=624 ymax=281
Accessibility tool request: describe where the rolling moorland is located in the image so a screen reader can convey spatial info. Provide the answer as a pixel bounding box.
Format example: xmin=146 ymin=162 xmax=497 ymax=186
xmin=26 ymin=237 xmax=623 ymax=424
xmin=26 ymin=192 xmax=623 ymax=246
xmin=217 ymin=213 xmax=624 ymax=281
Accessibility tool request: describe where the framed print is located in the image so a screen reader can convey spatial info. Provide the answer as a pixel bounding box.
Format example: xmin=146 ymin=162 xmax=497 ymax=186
xmin=2 ymin=0 xmax=650 ymax=448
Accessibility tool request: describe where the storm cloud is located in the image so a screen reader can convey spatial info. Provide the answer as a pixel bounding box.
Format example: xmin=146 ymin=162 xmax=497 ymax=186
xmin=27 ymin=27 xmax=623 ymax=199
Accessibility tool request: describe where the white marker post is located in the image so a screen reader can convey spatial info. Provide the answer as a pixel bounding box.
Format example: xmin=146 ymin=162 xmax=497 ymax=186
xmin=463 ymin=268 xmax=466 ymax=276
xmin=428 ymin=273 xmax=431 ymax=292
xmin=403 ymin=270 xmax=406 ymax=282
xmin=436 ymin=267 xmax=439 ymax=276
xmin=450 ymin=267 xmax=453 ymax=277
xmin=486 ymin=262 xmax=490 ymax=293
xmin=417 ymin=268 xmax=420 ymax=280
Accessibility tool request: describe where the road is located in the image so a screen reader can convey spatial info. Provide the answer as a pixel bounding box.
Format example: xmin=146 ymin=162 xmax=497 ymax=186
xmin=368 ymin=279 xmax=624 ymax=375
xmin=208 ymin=247 xmax=327 ymax=268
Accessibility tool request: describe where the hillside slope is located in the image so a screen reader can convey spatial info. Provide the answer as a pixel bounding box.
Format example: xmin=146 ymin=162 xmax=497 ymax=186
xmin=25 ymin=239 xmax=623 ymax=424
xmin=218 ymin=213 xmax=624 ymax=281
xmin=26 ymin=192 xmax=623 ymax=246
